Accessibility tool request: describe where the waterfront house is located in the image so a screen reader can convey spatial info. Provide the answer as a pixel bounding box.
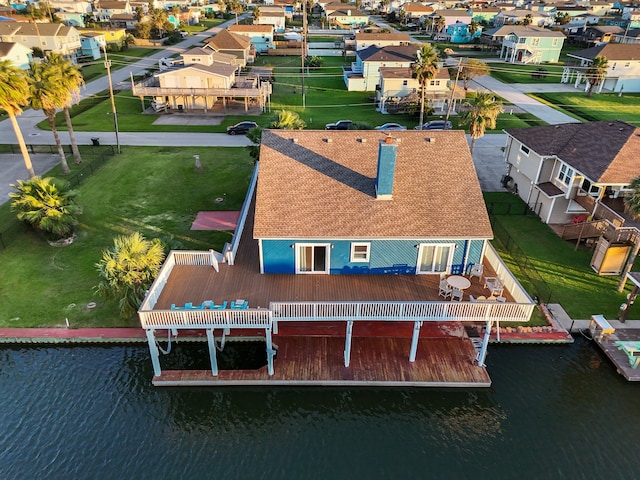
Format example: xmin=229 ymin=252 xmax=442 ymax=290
xmin=482 ymin=25 xmax=565 ymax=63
xmin=504 ymin=120 xmax=640 ymax=226
xmin=343 ymin=44 xmax=419 ymax=91
xmin=562 ymin=43 xmax=640 ymax=93
xmin=137 ymin=129 xmax=535 ymax=385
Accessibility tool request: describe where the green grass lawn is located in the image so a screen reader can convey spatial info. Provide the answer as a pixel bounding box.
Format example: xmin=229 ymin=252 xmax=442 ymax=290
xmin=485 ymin=193 xmax=638 ymax=321
xmin=182 ymin=18 xmax=226 ymax=32
xmin=489 ymin=62 xmax=565 ymax=84
xmin=0 ymin=146 xmax=253 ymax=328
xmin=79 ymin=47 xmax=161 ymax=83
xmin=530 ymin=92 xmax=640 ymax=126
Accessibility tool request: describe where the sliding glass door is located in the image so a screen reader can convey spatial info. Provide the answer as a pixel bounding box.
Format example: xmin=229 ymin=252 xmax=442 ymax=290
xmin=417 ymin=244 xmax=453 ymax=274
xmin=295 ymin=244 xmax=330 ymax=274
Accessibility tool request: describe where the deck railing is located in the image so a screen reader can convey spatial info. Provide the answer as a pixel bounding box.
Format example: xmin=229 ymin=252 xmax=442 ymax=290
xmin=226 ymin=163 xmax=259 ymax=265
xmin=139 ymin=307 xmax=272 ymax=329
xmin=483 ymin=243 xmax=534 ymax=305
xmin=270 ymin=300 xmax=533 ymax=324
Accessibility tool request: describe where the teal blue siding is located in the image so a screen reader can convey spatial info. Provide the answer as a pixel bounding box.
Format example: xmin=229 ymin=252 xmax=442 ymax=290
xmin=261 ymin=238 xmax=488 ymax=275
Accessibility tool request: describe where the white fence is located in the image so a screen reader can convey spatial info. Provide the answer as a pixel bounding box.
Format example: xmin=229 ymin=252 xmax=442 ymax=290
xmin=484 ymin=243 xmax=534 ymax=304
xmin=139 ymin=308 xmax=272 ymax=329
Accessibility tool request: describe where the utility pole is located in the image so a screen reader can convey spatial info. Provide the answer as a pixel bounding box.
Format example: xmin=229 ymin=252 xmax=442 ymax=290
xmin=445 ymin=58 xmax=462 ymax=123
xmin=104 ymin=46 xmax=121 ymax=154
xmin=301 ymin=0 xmax=307 ymax=109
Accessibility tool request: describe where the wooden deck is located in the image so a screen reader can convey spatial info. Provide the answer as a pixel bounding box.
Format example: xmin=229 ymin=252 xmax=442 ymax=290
xmin=595 ymin=329 xmax=640 ymax=381
xmin=155 ymin=200 xmax=510 ymax=310
xmin=153 ymin=334 xmax=491 ymax=387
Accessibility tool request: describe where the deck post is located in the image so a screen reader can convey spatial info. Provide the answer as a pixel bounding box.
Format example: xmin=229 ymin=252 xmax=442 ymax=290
xmin=206 ymin=328 xmax=219 ymax=376
xmin=145 ymin=329 xmax=162 ymax=377
xmin=409 ymin=321 xmax=423 ymax=362
xmin=265 ymin=326 xmax=275 ymax=376
xmin=344 ymin=320 xmax=354 ymax=367
xmin=477 ymin=319 xmax=493 ymax=367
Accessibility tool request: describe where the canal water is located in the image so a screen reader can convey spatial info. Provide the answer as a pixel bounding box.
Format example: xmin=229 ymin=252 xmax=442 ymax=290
xmin=1 ymin=337 xmax=639 ymax=479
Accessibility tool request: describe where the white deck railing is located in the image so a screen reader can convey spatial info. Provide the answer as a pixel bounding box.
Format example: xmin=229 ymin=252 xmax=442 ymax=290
xmin=484 ymin=243 xmax=534 ymax=304
xmin=139 ymin=308 xmax=272 ymax=329
xmin=226 ymin=163 xmax=259 ymax=265
xmin=270 ymin=300 xmax=533 ymax=323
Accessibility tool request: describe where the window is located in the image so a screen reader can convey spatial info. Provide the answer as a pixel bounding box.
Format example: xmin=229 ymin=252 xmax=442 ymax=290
xmin=552 ymin=38 xmax=558 ymax=46
xmin=350 ymin=243 xmax=370 ymax=262
xmin=519 ymin=144 xmax=530 ymax=155
xmin=532 ymin=38 xmax=539 ymax=47
xmin=417 ymin=244 xmax=454 ymax=274
xmin=581 ymin=179 xmax=601 ymax=197
xmin=612 ymin=62 xmax=616 ymax=71
xmin=557 ymin=164 xmax=574 ymax=186
xmin=402 ymin=80 xmax=408 ymax=86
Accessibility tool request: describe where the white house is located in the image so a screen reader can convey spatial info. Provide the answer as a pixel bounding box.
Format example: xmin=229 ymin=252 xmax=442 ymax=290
xmin=0 ymin=41 xmax=32 ymax=69
xmin=343 ymin=44 xmax=419 ymax=91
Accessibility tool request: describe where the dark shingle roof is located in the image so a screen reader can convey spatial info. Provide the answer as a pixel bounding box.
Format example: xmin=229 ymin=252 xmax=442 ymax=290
xmin=505 ymin=121 xmax=640 ymax=183
xmin=569 ymin=43 xmax=640 ymax=61
xmin=254 ymin=130 xmax=492 ymax=239
xmin=358 ymin=44 xmax=419 ymax=63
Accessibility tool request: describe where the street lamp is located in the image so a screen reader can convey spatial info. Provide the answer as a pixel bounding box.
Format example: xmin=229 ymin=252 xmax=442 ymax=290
xmin=103 ymin=45 xmax=121 ymax=154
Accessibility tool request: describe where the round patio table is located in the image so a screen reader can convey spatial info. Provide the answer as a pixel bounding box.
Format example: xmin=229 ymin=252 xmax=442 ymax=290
xmin=446 ymin=275 xmax=471 ymax=290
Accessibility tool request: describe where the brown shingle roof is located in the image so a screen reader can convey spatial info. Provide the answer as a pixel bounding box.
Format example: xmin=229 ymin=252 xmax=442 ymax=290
xmin=228 ymin=24 xmax=274 ymax=33
xmin=355 ymin=32 xmax=412 ymax=42
xmin=254 ymin=130 xmax=492 ymax=239
xmin=569 ymin=43 xmax=640 ymax=61
xmin=505 ymin=121 xmax=640 ymax=184
xmin=206 ymin=29 xmax=251 ymax=50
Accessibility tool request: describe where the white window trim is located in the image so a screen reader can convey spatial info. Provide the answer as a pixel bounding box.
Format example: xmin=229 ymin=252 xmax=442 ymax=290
xmin=294 ymin=243 xmax=331 ymax=274
xmin=557 ymin=163 xmax=575 ymax=187
xmin=350 ymin=242 xmax=371 ymax=262
xmin=519 ymin=144 xmax=530 ymax=156
xmin=416 ymin=243 xmax=455 ymax=275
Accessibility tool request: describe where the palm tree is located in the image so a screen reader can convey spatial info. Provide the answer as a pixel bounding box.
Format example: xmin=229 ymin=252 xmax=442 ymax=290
xmin=270 ymin=110 xmax=306 ymax=129
xmin=9 ymin=176 xmax=82 ymax=240
xmin=423 ymin=17 xmax=433 ymax=34
xmin=252 ymin=5 xmax=261 ymax=22
xmin=227 ymin=0 xmax=243 ymax=24
xmin=95 ymin=232 xmax=166 ymax=316
xmin=0 ymin=60 xmax=35 ymax=178
xmin=47 ymin=54 xmax=84 ymax=164
xmin=523 ymin=13 xmax=533 ymax=26
xmin=459 ymin=91 xmax=503 ymax=153
xmin=624 ymin=176 xmax=640 ymax=220
xmin=460 ymin=58 xmax=490 ymax=90
xmin=435 ymin=16 xmax=446 ymax=36
xmin=586 ymin=55 xmax=608 ymax=97
xmin=412 ymin=44 xmax=440 ymax=129
xmin=29 ymin=61 xmax=71 ymax=174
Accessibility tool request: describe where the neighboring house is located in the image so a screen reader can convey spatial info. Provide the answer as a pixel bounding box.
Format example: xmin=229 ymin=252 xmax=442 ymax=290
xmin=56 ymin=12 xmax=87 ymax=27
xmin=587 ymin=1 xmax=615 ymax=16
xmin=402 ymin=3 xmax=434 ymax=22
xmin=377 ymin=66 xmax=465 ymax=114
xmin=109 ymin=13 xmax=137 ymax=30
xmin=444 ymin=21 xmax=482 ymax=43
xmin=179 ymin=46 xmax=238 ymax=66
xmin=79 ymin=27 xmax=127 ymax=46
xmin=494 ymin=9 xmax=554 ymax=27
xmin=471 ymin=7 xmax=501 ymax=24
xmin=430 ymin=9 xmax=473 ymax=31
xmin=482 ymin=25 xmax=565 ymax=63
xmin=327 ymin=8 xmax=369 ymax=29
xmin=206 ymin=29 xmax=253 ymax=66
xmin=49 ymin=0 xmax=92 ymax=14
xmin=562 ymin=43 xmax=640 ymax=92
xmin=80 ymin=31 xmax=106 ymax=60
xmin=354 ymin=32 xmax=411 ymax=51
xmin=255 ymin=6 xmax=286 ymax=32
xmin=612 ymin=28 xmax=640 ymax=44
xmin=0 ymin=21 xmax=81 ymax=59
xmin=578 ymin=25 xmax=624 ymax=46
xmin=504 ymin=120 xmax=640 ymax=225
xmin=622 ymin=8 xmax=640 ymax=29
xmin=0 ymin=40 xmax=32 ymax=69
xmin=93 ymin=0 xmax=133 ymax=22
xmin=228 ymin=24 xmax=274 ymax=54
xmin=343 ymin=44 xmax=418 ymax=91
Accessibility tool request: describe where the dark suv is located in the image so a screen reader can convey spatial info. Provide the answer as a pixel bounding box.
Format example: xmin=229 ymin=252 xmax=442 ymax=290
xmin=325 ymin=120 xmax=353 ymax=130
xmin=227 ymin=121 xmax=258 ymax=135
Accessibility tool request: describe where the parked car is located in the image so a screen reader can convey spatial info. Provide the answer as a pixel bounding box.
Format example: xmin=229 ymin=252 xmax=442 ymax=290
xmin=227 ymin=121 xmax=258 ymax=135
xmin=414 ymin=120 xmax=453 ymax=131
xmin=374 ymin=123 xmax=407 ymax=131
xmin=325 ymin=120 xmax=352 ymax=130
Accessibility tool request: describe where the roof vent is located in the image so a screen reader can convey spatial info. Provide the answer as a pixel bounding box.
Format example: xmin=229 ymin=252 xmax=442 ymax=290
xmin=358 ymin=138 xmax=367 ymax=143
xmin=291 ymin=138 xmax=298 ymax=143
xmin=323 ymin=138 xmax=332 ymax=143
xmin=425 ymin=137 xmax=435 ymax=143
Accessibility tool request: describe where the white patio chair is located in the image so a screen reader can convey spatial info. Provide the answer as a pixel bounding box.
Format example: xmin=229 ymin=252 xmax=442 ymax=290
xmin=439 ymin=279 xmax=452 ymax=299
xmin=451 ymin=288 xmax=464 ymax=302
xmin=468 ymin=263 xmax=483 ymax=281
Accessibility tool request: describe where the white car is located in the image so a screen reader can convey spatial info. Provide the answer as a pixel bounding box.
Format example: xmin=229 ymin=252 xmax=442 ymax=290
xmin=374 ymin=123 xmax=407 ymax=131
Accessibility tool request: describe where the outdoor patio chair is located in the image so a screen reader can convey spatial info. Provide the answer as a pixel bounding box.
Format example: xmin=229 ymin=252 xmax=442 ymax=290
xmin=451 ymin=288 xmax=464 ymax=302
xmin=438 ymin=279 xmax=452 ymax=299
xmin=211 ymin=301 xmax=227 ymax=310
xmin=468 ymin=263 xmax=483 ymax=281
xmin=231 ymin=299 xmax=248 ymax=309
xmin=184 ymin=302 xmax=193 ymax=309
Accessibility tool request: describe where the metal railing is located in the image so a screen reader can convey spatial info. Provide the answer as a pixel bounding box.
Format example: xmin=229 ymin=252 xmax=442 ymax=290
xmin=139 ymin=307 xmax=272 ymax=329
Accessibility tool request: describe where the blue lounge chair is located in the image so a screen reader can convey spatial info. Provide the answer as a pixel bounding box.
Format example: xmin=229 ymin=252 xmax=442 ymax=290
xmin=184 ymin=302 xmax=193 ymax=309
xmin=170 ymin=304 xmax=177 ymax=310
xmin=231 ymin=300 xmax=248 ymax=309
xmin=211 ymin=301 xmax=227 ymax=310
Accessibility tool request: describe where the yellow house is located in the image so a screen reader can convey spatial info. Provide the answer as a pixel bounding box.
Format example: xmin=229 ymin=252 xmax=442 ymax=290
xmin=80 ymin=27 xmax=127 ymax=45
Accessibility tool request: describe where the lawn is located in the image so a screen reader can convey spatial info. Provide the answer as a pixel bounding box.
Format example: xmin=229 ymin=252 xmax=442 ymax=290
xmin=79 ymin=47 xmax=161 ymax=83
xmin=529 ymin=92 xmax=640 ymax=125
xmin=485 ymin=193 xmax=638 ymax=321
xmin=0 ymin=146 xmax=253 ymax=328
xmin=489 ymin=62 xmax=565 ymax=84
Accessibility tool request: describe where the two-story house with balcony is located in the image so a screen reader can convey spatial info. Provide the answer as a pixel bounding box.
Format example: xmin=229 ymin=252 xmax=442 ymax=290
xmin=205 ymin=29 xmax=254 ymax=67
xmin=0 ymin=41 xmax=32 ymax=69
xmin=504 ymin=120 xmax=640 ymax=226
xmin=0 ymin=21 xmax=81 ymax=60
xmin=343 ymin=44 xmax=419 ymax=91
xmin=228 ymin=24 xmax=275 ymax=53
xmin=562 ymin=43 xmax=640 ymax=93
xmin=482 ymin=25 xmax=565 ymax=63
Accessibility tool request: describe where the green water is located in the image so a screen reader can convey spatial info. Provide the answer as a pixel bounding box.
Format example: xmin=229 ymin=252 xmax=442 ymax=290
xmin=1 ymin=338 xmax=638 ymax=479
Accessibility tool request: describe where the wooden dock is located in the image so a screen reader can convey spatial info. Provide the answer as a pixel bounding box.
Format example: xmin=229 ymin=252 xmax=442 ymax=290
xmin=595 ymin=329 xmax=640 ymax=381
xmin=153 ymin=330 xmax=492 ymax=388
